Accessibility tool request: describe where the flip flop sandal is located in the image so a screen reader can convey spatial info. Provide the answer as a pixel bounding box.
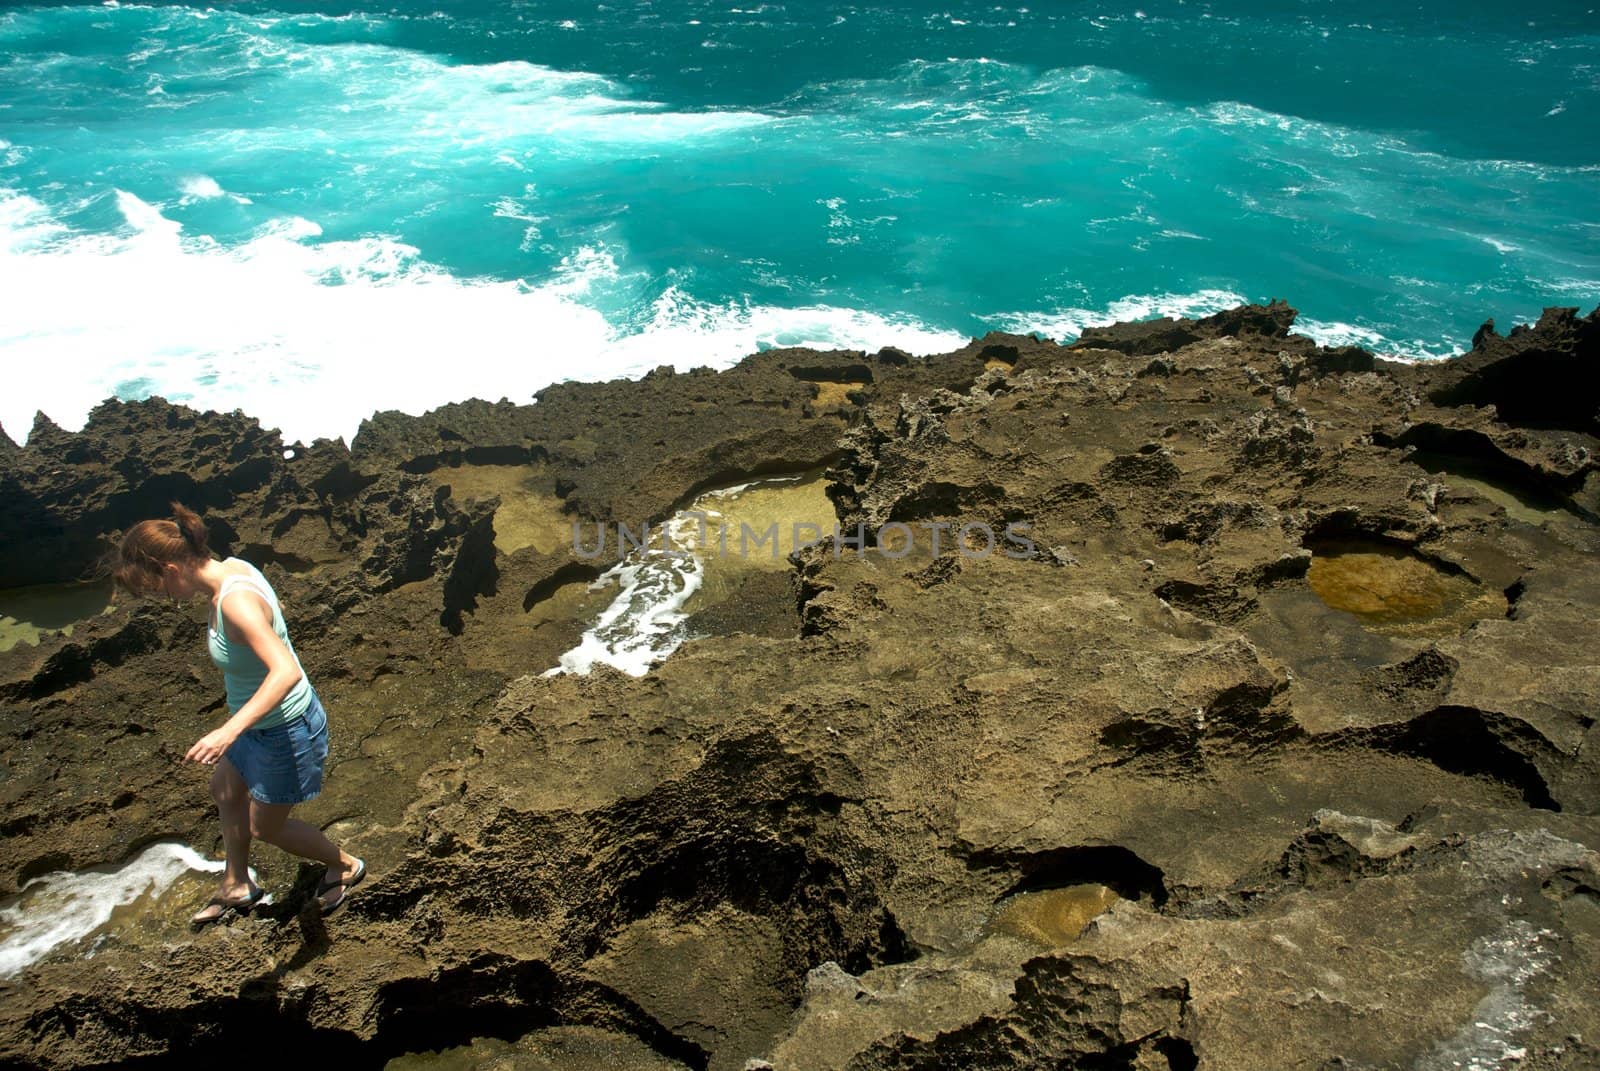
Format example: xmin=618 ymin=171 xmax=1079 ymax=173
xmin=190 ymin=886 xmax=264 ymax=930
xmin=316 ymin=858 xmax=366 ymax=918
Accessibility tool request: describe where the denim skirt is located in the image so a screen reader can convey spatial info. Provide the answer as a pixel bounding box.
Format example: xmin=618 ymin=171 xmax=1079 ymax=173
xmin=224 ymin=692 xmax=329 ymax=805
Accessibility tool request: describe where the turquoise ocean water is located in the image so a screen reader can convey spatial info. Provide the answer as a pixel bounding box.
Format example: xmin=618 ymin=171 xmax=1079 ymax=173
xmin=1 ymin=1 xmax=1596 ymax=446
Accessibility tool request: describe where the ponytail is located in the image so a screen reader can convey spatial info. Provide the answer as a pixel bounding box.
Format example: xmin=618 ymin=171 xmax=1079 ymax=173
xmin=171 ymin=501 xmax=211 ymax=559
xmin=110 ymin=502 xmax=213 ymax=596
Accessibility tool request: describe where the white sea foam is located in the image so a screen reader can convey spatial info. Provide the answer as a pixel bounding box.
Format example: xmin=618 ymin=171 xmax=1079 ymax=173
xmin=614 ymin=286 xmax=968 ymax=370
xmin=546 ymin=475 xmax=813 ymax=677
xmin=992 ymin=288 xmax=1248 ymax=342
xmin=178 ymin=175 xmax=225 ymax=201
xmin=0 ymin=843 xmax=233 ymax=977
xmin=992 ymin=292 xmax=1458 ymax=362
xmin=546 ymin=557 xmax=703 ymax=677
xmin=546 ymin=541 xmax=706 ymax=678
xmin=0 ymin=190 xmax=65 ymax=253
xmin=702 ymin=473 xmax=801 ymax=499
xmin=1291 ymin=317 xmax=1388 ymax=349
xmin=1296 ymin=318 xmax=1461 ymax=361
xmin=0 ymin=191 xmax=965 ymax=447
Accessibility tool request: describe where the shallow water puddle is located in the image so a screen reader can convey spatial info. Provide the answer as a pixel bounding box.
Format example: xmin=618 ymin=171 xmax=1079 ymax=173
xmin=426 ymin=462 xmax=573 ymax=556
xmin=1305 ymin=539 xmax=1502 ymax=635
xmin=1407 ymin=451 xmax=1574 ymax=526
xmin=546 ymin=468 xmax=834 ymax=676
xmin=0 ymin=843 xmax=246 ymax=977
xmin=984 ymin=884 xmax=1121 ymax=949
xmin=0 ymin=579 xmax=114 ymax=653
xmin=677 ymin=466 xmax=837 ymax=598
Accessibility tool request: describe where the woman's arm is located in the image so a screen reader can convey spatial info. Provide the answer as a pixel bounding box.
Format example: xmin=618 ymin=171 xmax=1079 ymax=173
xmin=184 ymin=589 xmax=304 ymax=765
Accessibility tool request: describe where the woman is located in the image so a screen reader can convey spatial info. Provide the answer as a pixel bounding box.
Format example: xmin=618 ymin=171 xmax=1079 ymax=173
xmin=111 ymin=502 xmax=364 ymax=926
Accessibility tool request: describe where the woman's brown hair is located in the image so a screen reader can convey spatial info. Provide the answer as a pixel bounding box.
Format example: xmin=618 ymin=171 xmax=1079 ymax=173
xmin=112 ymin=502 xmax=213 ymax=596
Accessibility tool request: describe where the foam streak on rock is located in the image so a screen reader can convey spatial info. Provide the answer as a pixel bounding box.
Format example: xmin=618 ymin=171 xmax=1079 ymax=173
xmin=0 ymin=844 xmax=227 ymax=978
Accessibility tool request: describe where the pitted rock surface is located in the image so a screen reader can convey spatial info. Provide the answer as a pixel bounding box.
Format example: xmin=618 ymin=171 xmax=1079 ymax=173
xmin=1 ymin=303 xmax=1597 ymax=1070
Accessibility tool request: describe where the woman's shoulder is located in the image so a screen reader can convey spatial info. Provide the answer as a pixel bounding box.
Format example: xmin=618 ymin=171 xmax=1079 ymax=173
xmin=218 ymin=560 xmax=278 ymax=608
xmin=219 ymin=557 xmax=267 ymax=582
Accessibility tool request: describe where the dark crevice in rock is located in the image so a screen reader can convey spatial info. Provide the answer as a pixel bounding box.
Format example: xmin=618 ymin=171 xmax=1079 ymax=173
xmin=72 ymin=958 xmax=711 ymax=1071
xmin=439 ymin=501 xmax=499 ymax=635
xmin=1245 ymin=549 xmax=1313 ymax=588
xmin=266 ymin=509 xmax=324 ymax=541
xmin=1423 ymin=305 xmax=1600 ymax=432
xmin=15 ymin=852 xmax=71 ymax=887
xmin=612 ymin=834 xmax=813 ymax=922
xmin=1173 ymin=816 xmax=1455 ymax=922
xmin=366 ymin=959 xmax=710 ymax=1071
xmin=787 ymin=363 xmax=874 ymax=383
xmin=1505 ymin=576 xmax=1527 ymax=618
xmin=976 ymin=343 xmax=1019 ymax=366
xmin=1156 ymin=1036 xmax=1200 ymax=1071
xmin=307 ymin=458 xmax=379 ymax=501
xmin=523 ymin=562 xmax=604 ymax=612
xmin=385 ymin=732 xmax=921 ymax=1063
xmin=1270 ymin=825 xmax=1423 ymax=891
xmin=399 ymin=443 xmax=545 ymax=475
xmin=1154 ymin=500 xmax=1273 ymax=545
xmin=1366 ymin=705 xmax=1559 ymax=810
xmin=1300 ymin=512 xmax=1428 ymax=552
xmin=884 ymin=481 xmax=1010 ymax=524
xmin=580 ymin=736 xmax=915 ymax=976
xmin=359 ymin=482 xmax=498 ymax=599
xmin=596 ymin=819 xmax=916 ymax=977
xmin=102 ymin=475 xmax=235 ymax=533
xmin=1075 ymin=1034 xmax=1200 ymax=1071
xmin=32 ymin=995 xmax=368 ymax=1071
xmin=1389 ymin=432 xmax=1592 ymax=499
xmin=962 ymin=845 xmax=1170 ymax=908
xmin=205 ymin=516 xmax=243 ymax=560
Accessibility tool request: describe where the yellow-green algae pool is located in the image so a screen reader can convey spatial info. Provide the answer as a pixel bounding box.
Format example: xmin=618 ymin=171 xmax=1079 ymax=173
xmin=984 ymin=884 xmax=1121 ymax=950
xmin=0 ymin=580 xmax=114 ymax=653
xmin=1305 ymin=540 xmax=1503 ymax=637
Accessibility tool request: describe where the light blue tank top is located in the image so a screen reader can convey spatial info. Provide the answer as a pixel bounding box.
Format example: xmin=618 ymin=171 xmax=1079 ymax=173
xmin=206 ymin=559 xmax=312 ymax=730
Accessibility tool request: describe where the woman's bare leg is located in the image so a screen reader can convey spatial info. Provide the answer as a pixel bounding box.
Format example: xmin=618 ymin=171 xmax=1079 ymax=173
xmin=249 ymin=802 xmax=360 ymax=908
xmin=193 ymin=758 xmax=257 ymax=923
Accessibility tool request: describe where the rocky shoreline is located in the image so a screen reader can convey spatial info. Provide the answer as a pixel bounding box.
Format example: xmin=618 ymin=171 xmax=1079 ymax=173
xmin=1 ymin=302 xmax=1598 ymax=1070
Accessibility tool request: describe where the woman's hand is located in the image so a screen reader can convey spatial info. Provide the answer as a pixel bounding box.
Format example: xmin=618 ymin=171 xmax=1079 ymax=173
xmin=185 ymin=726 xmax=237 ymax=765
